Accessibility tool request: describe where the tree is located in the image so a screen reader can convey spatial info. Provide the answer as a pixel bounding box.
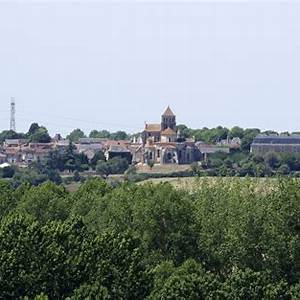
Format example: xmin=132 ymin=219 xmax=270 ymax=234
xmin=0 ymin=216 xmax=105 ymax=299
xmin=230 ymin=126 xmax=244 ymax=138
xmin=89 ymin=130 xmax=111 ymax=139
xmin=1 ymin=166 xmax=15 ymax=178
xmin=0 ymin=181 xmax=17 ymax=220
xmin=27 ymin=123 xmax=40 ymax=136
xmin=45 ymin=150 xmax=65 ymax=171
xmin=147 ymin=160 xmax=155 ymax=170
xmin=91 ymin=183 xmax=200 ymax=264
xmin=241 ymin=128 xmax=261 ymax=152
xmin=90 ymin=151 xmax=106 ymax=169
xmin=177 ymin=124 xmax=192 ymax=138
xmin=63 ymin=142 xmax=81 ymax=172
xmin=0 ymin=214 xmax=44 ymax=299
xmin=265 ymin=152 xmax=280 ymax=169
xmin=67 ymin=129 xmax=86 ymax=142
xmin=73 ymin=171 xmax=81 ymax=182
xmin=0 ymin=130 xmax=26 ymax=143
xmin=190 ymin=162 xmax=200 ymax=175
xmin=110 ymin=131 xmax=129 ymax=140
xmin=280 ymin=153 xmax=300 ymax=171
xmin=290 ymin=283 xmax=300 ymax=300
xmin=193 ymin=126 xmax=229 ymax=143
xmin=96 ymin=161 xmax=111 ymax=178
xmin=261 ymin=130 xmax=278 ymax=136
xmin=12 ymin=168 xmax=48 ymax=187
xmin=16 ymin=181 xmax=70 ymax=224
xmin=96 ymin=157 xmax=129 ymax=178
xmin=71 ymin=178 xmax=112 ymax=218
xmin=70 ymin=283 xmax=110 ymax=299
xmin=148 ymin=260 xmax=221 ymax=299
xmin=30 ymin=127 xmax=51 ymax=143
xmin=277 ymin=164 xmax=291 ymax=176
xmin=26 ymin=123 xmax=51 ymax=143
xmin=223 ymin=269 xmax=270 ymax=299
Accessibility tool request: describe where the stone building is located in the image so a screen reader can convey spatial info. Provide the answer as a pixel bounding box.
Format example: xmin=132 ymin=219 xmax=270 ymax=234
xmin=137 ymin=107 xmax=200 ymax=165
xmin=251 ymin=135 xmax=300 ymax=155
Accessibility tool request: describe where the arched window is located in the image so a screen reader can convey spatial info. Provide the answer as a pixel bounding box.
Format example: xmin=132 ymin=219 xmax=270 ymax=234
xmin=157 ymin=149 xmax=160 ymax=158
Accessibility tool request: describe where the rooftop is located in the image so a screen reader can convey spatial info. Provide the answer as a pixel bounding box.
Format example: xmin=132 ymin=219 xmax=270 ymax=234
xmin=161 ymin=127 xmax=176 ymax=135
xmin=5 ymin=139 xmax=29 ymax=145
xmin=78 ymin=138 xmax=107 ymax=144
xmin=145 ymin=124 xmax=161 ymax=132
xmin=253 ymin=135 xmax=300 ymax=145
xmin=162 ymin=106 xmax=175 ymax=117
xmin=109 ymin=145 xmax=131 ymax=153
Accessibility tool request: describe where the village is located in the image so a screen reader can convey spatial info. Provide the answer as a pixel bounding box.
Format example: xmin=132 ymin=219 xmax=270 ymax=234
xmin=0 ymin=106 xmax=242 ymax=170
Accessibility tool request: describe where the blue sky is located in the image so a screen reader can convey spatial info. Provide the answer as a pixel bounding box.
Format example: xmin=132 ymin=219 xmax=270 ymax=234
xmin=0 ymin=1 xmax=300 ymax=136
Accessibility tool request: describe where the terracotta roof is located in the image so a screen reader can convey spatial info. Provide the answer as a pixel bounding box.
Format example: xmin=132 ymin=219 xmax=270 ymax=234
xmin=161 ymin=127 xmax=176 ymax=135
xmin=109 ymin=145 xmax=131 ymax=153
xmin=5 ymin=149 xmax=21 ymax=154
xmin=145 ymin=124 xmax=161 ymax=132
xmin=162 ymin=106 xmax=175 ymax=117
xmin=78 ymin=138 xmax=107 ymax=144
xmin=105 ymin=140 xmax=130 ymax=147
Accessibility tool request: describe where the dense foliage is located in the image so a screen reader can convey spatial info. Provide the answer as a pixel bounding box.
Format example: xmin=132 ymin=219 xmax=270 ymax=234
xmin=199 ymin=151 xmax=300 ymax=177
xmin=0 ymin=123 xmax=51 ymax=144
xmin=0 ymin=177 xmax=300 ymax=299
xmin=66 ymin=128 xmax=130 ymax=142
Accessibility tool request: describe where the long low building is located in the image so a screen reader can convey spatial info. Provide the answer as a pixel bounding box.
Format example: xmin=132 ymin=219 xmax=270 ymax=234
xmin=251 ymin=135 xmax=300 ymax=155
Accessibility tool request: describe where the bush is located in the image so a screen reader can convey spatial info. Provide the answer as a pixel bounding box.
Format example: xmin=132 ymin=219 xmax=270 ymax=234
xmin=1 ymin=166 xmax=15 ymax=178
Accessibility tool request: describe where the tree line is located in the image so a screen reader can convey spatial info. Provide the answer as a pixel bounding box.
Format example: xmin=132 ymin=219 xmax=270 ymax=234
xmin=192 ymin=150 xmax=300 ymax=177
xmin=0 ymin=177 xmax=300 ymax=299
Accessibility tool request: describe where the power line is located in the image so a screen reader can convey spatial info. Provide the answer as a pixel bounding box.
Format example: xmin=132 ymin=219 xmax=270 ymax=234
xmin=19 ymin=108 xmax=142 ymax=130
xmin=15 ymin=115 xmax=141 ymax=135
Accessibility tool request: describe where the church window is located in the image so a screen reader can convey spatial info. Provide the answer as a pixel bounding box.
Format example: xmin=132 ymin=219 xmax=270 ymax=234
xmin=149 ymin=152 xmax=153 ymax=160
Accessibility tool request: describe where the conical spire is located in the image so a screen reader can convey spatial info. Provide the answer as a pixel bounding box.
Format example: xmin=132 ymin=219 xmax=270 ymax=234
xmin=162 ymin=106 xmax=175 ymax=117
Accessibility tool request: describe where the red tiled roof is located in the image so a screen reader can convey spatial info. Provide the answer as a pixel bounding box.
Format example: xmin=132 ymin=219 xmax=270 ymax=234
xmin=161 ymin=127 xmax=176 ymax=135
xmin=145 ymin=124 xmax=161 ymax=132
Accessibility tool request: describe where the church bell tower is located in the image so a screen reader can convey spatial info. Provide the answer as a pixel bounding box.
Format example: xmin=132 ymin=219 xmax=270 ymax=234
xmin=161 ymin=106 xmax=176 ymax=131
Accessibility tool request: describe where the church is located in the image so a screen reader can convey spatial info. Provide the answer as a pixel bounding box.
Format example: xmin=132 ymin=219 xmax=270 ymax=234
xmin=133 ymin=107 xmax=200 ymax=165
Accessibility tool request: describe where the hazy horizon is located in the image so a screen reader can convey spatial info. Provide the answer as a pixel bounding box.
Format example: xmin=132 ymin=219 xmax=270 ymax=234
xmin=1 ymin=1 xmax=300 ymax=136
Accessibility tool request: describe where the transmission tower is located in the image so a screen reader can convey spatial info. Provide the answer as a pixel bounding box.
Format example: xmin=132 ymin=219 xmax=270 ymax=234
xmin=10 ymin=97 xmax=16 ymax=132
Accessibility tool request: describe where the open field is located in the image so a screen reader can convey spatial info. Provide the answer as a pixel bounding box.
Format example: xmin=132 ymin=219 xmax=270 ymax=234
xmin=138 ymin=176 xmax=197 ymax=188
xmin=138 ymin=176 xmax=285 ymax=194
xmin=136 ymin=164 xmax=191 ymax=174
xmin=64 ymin=172 xmax=293 ymax=193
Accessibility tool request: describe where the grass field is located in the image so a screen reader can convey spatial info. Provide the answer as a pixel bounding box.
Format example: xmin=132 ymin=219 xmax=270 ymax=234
xmin=136 ymin=164 xmax=191 ymax=174
xmin=64 ymin=172 xmax=286 ymax=193
xmin=138 ymin=176 xmax=197 ymax=188
xmin=138 ymin=176 xmax=282 ymax=194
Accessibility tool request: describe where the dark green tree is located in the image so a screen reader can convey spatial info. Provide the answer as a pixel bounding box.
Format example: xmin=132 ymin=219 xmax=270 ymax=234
xmin=67 ymin=129 xmax=86 ymax=142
